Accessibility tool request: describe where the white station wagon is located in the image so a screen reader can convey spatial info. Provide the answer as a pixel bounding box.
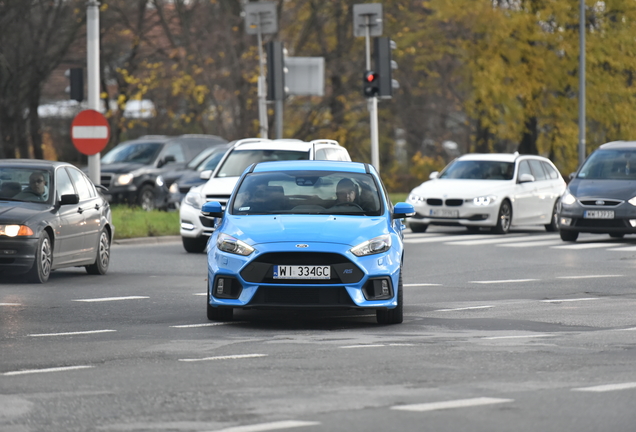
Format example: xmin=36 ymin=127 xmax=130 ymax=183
xmin=406 ymin=152 xmax=566 ymax=234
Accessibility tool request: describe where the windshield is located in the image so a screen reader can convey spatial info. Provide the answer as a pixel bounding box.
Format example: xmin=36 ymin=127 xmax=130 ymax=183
xmin=231 ymin=171 xmax=383 ymax=216
xmin=101 ymin=142 xmax=163 ymax=165
xmin=216 ymin=149 xmax=309 ymax=177
xmin=438 ymin=160 xmax=514 ymax=180
xmin=577 ymin=149 xmax=636 ymax=180
xmin=0 ymin=167 xmax=52 ymax=203
xmin=186 ymin=147 xmax=218 ymax=170
xmin=198 ymin=151 xmax=226 ymax=172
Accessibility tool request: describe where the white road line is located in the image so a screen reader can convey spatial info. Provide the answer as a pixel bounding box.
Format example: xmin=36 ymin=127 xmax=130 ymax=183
xmin=404 ymin=234 xmax=493 ymax=244
xmin=552 ymin=242 xmax=616 ymax=250
xmin=204 ymin=420 xmax=320 ymax=432
xmin=607 ymin=246 xmax=636 ymax=251
xmin=171 ymin=322 xmax=247 ymax=328
xmin=3 ymin=365 xmax=94 ymax=376
xmin=556 ymin=275 xmax=622 ymax=279
xmin=499 ymin=239 xmax=563 ymax=248
xmin=541 ymin=298 xmax=599 ymax=303
xmin=178 ymin=354 xmax=267 ymax=362
xmin=339 ymin=344 xmax=414 ymax=349
xmin=0 ymin=303 xmax=21 ymax=306
xmin=470 ymin=279 xmax=538 ymax=284
xmin=391 ymin=397 xmax=513 ymax=412
xmin=482 ymin=334 xmax=553 ymax=340
xmin=617 ymin=327 xmax=636 ymax=331
xmin=28 ymin=329 xmax=116 ymax=337
xmin=572 ymin=382 xmax=636 ymax=392
xmin=73 ymin=296 xmax=149 ymax=302
xmin=435 ymin=306 xmax=494 ymax=312
xmin=193 ymin=293 xmax=207 ymax=296
xmin=448 ymin=235 xmax=541 ymax=246
xmin=404 ymin=283 xmax=442 ymax=287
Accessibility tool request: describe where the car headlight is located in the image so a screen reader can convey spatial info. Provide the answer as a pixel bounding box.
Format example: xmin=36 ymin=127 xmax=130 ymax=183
xmin=473 ymin=195 xmax=497 ymax=206
xmin=561 ymin=192 xmax=576 ymax=205
xmin=155 ymin=175 xmax=164 ymax=187
xmin=216 ymin=233 xmax=255 ymax=256
xmin=408 ymin=194 xmax=425 ymax=204
xmin=183 ymin=190 xmax=205 ymax=209
xmin=169 ymin=183 xmax=179 ymax=194
xmin=350 ymin=234 xmax=391 ymax=257
xmin=114 ymin=173 xmax=134 ymax=186
xmin=628 ymin=196 xmax=636 ymax=206
xmin=0 ymin=225 xmax=34 ymax=237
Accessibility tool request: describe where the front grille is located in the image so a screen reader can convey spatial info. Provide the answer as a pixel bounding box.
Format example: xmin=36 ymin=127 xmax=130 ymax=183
xmin=574 ymin=219 xmax=628 ymax=228
xmin=445 ymin=199 xmax=463 ymax=207
xmin=427 ymin=198 xmax=443 ymax=206
xmin=100 ymin=174 xmax=113 ymax=188
xmin=199 ymin=216 xmax=215 ymax=228
xmin=247 ymin=287 xmax=356 ymax=307
xmin=579 ymin=199 xmax=622 ymax=207
xmin=206 ymin=195 xmax=231 ymax=205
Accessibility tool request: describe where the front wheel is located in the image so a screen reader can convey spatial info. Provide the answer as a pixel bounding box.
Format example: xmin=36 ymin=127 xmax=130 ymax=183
xmin=182 ymin=236 xmax=208 ymax=253
xmin=86 ymin=228 xmax=110 ymax=275
xmin=207 ymin=285 xmax=233 ymax=321
xmin=491 ymin=200 xmax=512 ymax=234
xmin=27 ymin=231 xmax=52 ymax=283
xmin=560 ymin=230 xmax=579 ymax=242
xmin=376 ymin=267 xmax=403 ymax=324
xmin=409 ymin=223 xmax=428 ymax=233
xmin=138 ymin=185 xmax=156 ymax=211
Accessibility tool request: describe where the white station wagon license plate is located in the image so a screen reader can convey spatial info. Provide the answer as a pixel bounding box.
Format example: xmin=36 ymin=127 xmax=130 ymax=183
xmin=584 ymin=210 xmax=614 ymax=219
xmin=273 ymin=265 xmax=331 ymax=279
xmin=429 ymin=208 xmax=459 ymax=218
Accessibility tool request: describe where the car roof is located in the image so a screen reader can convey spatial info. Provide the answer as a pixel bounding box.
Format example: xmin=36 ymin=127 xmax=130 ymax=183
xmin=598 ymin=141 xmax=636 ymax=150
xmin=457 ymin=152 xmax=550 ymax=163
xmin=0 ymin=159 xmax=73 ymax=169
xmin=251 ymin=160 xmax=370 ymax=174
xmin=229 ymin=138 xmax=345 ymax=152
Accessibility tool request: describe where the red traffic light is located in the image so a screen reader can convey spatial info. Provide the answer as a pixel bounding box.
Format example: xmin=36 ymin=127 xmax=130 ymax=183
xmin=363 ymin=70 xmax=380 ymax=97
xmin=364 ymin=71 xmax=378 ymax=82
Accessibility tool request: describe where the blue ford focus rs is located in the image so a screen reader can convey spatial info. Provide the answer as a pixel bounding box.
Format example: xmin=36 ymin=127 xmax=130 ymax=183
xmin=201 ymin=160 xmax=415 ymax=324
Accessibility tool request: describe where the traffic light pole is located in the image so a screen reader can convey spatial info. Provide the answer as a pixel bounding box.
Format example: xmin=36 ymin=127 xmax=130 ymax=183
xmin=87 ymin=0 xmax=101 ymax=184
xmin=364 ymin=16 xmax=380 ymax=172
xmin=257 ymin=24 xmax=268 ymax=139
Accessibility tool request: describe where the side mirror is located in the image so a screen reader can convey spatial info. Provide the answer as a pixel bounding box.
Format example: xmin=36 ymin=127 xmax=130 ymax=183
xmin=569 ymin=172 xmax=576 ymax=180
xmin=518 ymin=173 xmax=535 ymax=183
xmin=200 ymin=170 xmax=212 ymax=180
xmin=60 ymin=194 xmax=79 ymax=205
xmin=429 ymin=171 xmax=439 ymax=180
xmin=392 ymin=202 xmax=415 ymax=219
xmin=158 ymin=155 xmax=176 ymax=168
xmin=201 ymin=201 xmax=223 ymax=218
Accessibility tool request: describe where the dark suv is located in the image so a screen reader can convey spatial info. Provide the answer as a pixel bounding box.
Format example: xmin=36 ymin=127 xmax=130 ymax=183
xmin=100 ymin=134 xmax=227 ymax=210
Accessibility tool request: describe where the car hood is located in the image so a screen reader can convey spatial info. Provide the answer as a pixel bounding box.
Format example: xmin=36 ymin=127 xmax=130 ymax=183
xmin=201 ymin=177 xmax=241 ymax=196
xmin=0 ymin=201 xmax=51 ymax=224
xmin=100 ymin=162 xmax=147 ymax=174
xmin=569 ymin=179 xmax=636 ymax=199
xmin=411 ymin=179 xmax=513 ymax=198
xmin=221 ymin=215 xmax=387 ymax=247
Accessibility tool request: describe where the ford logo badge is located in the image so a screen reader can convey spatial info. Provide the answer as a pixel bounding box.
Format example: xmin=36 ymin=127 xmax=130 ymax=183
xmin=296 ymin=244 xmax=309 ymax=248
xmin=595 ymin=200 xmax=605 ymax=205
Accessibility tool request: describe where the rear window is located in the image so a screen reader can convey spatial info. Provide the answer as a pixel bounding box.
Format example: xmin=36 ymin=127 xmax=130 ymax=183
xmin=216 ymin=149 xmax=309 ymax=178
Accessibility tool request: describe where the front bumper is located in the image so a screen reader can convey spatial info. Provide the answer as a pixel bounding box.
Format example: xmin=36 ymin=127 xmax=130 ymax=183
xmin=207 ymin=241 xmax=402 ymax=311
xmin=0 ymin=237 xmax=38 ymax=274
xmin=180 ymin=202 xmax=216 ymax=239
xmin=102 ymin=185 xmax=138 ymax=205
xmin=558 ymin=201 xmax=636 ymax=234
xmin=409 ymin=201 xmax=498 ymax=227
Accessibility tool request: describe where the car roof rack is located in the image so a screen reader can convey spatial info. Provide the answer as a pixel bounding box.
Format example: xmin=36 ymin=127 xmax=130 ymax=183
xmin=232 ymin=138 xmax=273 ymax=148
xmin=309 ymin=139 xmax=340 ymax=147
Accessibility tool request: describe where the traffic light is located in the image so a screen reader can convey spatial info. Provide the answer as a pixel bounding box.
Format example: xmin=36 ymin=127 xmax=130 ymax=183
xmin=363 ymin=70 xmax=379 ymax=98
xmin=66 ymin=67 xmax=84 ymax=102
xmin=266 ymin=41 xmax=285 ymax=101
xmin=374 ymin=37 xmax=397 ymax=98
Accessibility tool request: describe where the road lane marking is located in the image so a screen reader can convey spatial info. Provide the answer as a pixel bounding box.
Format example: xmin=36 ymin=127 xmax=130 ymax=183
xmin=404 ymin=234 xmax=493 ymax=244
xmin=178 ymin=354 xmax=267 ymax=362
xmin=470 ymin=279 xmax=538 ymax=284
xmin=448 ymin=235 xmax=542 ymax=246
xmin=572 ymin=382 xmax=636 ymax=392
xmin=499 ymin=239 xmax=563 ymax=248
xmin=541 ymin=298 xmax=599 ymax=303
xmin=482 ymin=334 xmax=553 ymax=340
xmin=193 ymin=293 xmax=207 ymax=296
xmin=556 ymin=275 xmax=622 ymax=279
xmin=73 ymin=296 xmax=149 ymax=302
xmin=0 ymin=303 xmax=21 ymax=306
xmin=171 ymin=322 xmax=247 ymax=328
xmin=552 ymin=242 xmax=616 ymax=250
xmin=608 ymin=246 xmax=636 ymax=251
xmin=205 ymin=420 xmax=320 ymax=432
xmin=617 ymin=327 xmax=636 ymax=331
xmin=404 ymin=283 xmax=442 ymax=287
xmin=391 ymin=397 xmax=513 ymax=412
xmin=339 ymin=344 xmax=414 ymax=349
xmin=435 ymin=306 xmax=494 ymax=312
xmin=3 ymin=365 xmax=94 ymax=376
xmin=28 ymin=329 xmax=116 ymax=337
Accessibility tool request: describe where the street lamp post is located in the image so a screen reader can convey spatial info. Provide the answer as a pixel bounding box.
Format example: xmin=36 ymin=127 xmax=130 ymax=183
xmin=578 ymin=0 xmax=586 ymax=167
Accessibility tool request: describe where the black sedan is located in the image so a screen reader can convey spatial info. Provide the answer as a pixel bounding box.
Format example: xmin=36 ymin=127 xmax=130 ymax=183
xmin=0 ymin=159 xmax=114 ymax=283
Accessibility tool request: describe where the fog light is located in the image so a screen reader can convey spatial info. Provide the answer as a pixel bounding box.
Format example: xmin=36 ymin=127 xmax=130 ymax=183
xmin=216 ymin=278 xmax=225 ymax=295
xmin=629 ymin=220 xmax=636 ymax=227
xmin=381 ymin=279 xmax=389 ymax=296
xmin=560 ymin=217 xmax=572 ymax=226
xmin=181 ymin=222 xmax=195 ymax=230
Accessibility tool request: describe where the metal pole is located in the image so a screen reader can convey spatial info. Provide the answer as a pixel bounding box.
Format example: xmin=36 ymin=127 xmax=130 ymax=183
xmin=578 ymin=0 xmax=586 ymax=167
xmin=256 ymin=20 xmax=268 ymax=139
xmin=275 ymin=100 xmax=283 ymax=139
xmin=87 ymin=0 xmax=101 ymax=184
xmin=365 ymin=15 xmax=380 ymax=172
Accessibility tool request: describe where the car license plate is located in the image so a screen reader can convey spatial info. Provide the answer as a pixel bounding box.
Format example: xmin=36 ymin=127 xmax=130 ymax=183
xmin=273 ymin=265 xmax=331 ymax=279
xmin=584 ymin=210 xmax=615 ymax=219
xmin=429 ymin=208 xmax=459 ymax=218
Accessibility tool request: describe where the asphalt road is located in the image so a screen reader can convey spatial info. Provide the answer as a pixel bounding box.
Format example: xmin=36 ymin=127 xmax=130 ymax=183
xmin=1 ymin=226 xmax=636 ymax=432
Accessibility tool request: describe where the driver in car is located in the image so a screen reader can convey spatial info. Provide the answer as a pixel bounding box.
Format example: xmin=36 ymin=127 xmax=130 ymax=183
xmin=333 ymin=178 xmax=358 ymax=206
xmin=14 ymin=171 xmax=47 ymax=202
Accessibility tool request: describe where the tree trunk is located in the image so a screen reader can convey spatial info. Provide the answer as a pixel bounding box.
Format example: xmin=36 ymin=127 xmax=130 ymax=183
xmin=519 ymin=116 xmax=538 ymax=155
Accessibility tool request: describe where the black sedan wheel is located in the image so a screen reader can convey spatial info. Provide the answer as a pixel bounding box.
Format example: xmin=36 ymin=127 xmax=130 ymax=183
xmin=86 ymin=229 xmax=110 ymax=275
xmin=138 ymin=185 xmax=156 ymax=211
xmin=182 ymin=236 xmax=208 ymax=253
xmin=560 ymin=230 xmax=579 ymax=242
xmin=409 ymin=223 xmax=428 ymax=233
xmin=491 ymin=200 xmax=512 ymax=234
xmin=27 ymin=231 xmax=52 ymax=283
xmin=376 ymin=267 xmax=403 ymax=324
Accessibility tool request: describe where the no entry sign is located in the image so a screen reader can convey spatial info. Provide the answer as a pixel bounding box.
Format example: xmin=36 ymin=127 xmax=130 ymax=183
xmin=71 ymin=109 xmax=110 ymax=156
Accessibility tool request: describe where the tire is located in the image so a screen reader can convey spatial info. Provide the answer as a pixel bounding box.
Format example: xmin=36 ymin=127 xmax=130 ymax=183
xmin=138 ymin=185 xmax=156 ymax=211
xmin=27 ymin=231 xmax=52 ymax=283
xmin=560 ymin=230 xmax=579 ymax=242
xmin=86 ymin=228 xmax=111 ymax=275
xmin=409 ymin=222 xmax=428 ymax=233
xmin=466 ymin=226 xmax=481 ymax=233
xmin=610 ymin=233 xmax=625 ymax=238
xmin=545 ymin=201 xmax=559 ymax=232
xmin=207 ymin=284 xmax=233 ymax=321
xmin=491 ymin=200 xmax=512 ymax=234
xmin=376 ymin=267 xmax=403 ymax=325
xmin=182 ymin=236 xmax=208 ymax=253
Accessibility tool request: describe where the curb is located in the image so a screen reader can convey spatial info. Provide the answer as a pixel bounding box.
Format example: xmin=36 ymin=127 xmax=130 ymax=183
xmin=112 ymin=235 xmax=181 ymax=245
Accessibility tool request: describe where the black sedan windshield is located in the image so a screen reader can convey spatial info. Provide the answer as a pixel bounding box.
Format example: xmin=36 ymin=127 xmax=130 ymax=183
xmin=577 ymin=149 xmax=636 ymax=180
xmin=102 ymin=142 xmax=162 ymax=165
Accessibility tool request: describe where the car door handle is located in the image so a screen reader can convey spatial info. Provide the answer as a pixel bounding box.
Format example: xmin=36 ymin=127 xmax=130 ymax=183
xmin=77 ymin=207 xmax=84 ymax=214
xmin=94 ymin=204 xmax=100 ymax=210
